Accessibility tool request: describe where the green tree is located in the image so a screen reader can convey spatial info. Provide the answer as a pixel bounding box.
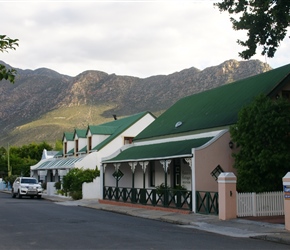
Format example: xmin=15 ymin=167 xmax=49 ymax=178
xmin=214 ymin=1 xmax=290 ymax=59
xmin=11 ymin=142 xmax=53 ymax=160
xmin=0 ymin=147 xmax=7 ymax=178
xmin=54 ymin=139 xmax=63 ymax=151
xmin=0 ymin=142 xmax=53 ymax=177
xmin=8 ymin=153 xmax=37 ymax=177
xmin=0 ymin=35 xmax=19 ymax=83
xmin=230 ymin=94 xmax=290 ymax=192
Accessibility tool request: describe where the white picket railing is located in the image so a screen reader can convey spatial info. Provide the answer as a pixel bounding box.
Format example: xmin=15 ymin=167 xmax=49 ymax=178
xmin=237 ymin=191 xmax=284 ymax=217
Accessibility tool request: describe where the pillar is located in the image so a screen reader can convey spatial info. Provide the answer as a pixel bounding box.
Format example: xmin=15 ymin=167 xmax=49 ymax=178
xmin=128 ymin=162 xmax=137 ymax=203
xmin=113 ymin=163 xmax=121 ymax=188
xmin=160 ymin=160 xmax=171 ymax=187
xmin=188 ymin=149 xmax=195 ymax=212
xmin=139 ymin=161 xmax=149 ymax=188
xmin=218 ymin=172 xmax=237 ymax=220
xmin=101 ymin=164 xmax=106 ymax=199
xmin=283 ymin=172 xmax=290 ymax=231
xmin=128 ymin=162 xmax=137 ymax=188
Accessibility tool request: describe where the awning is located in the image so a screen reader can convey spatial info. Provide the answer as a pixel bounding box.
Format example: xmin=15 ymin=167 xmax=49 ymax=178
xmin=34 ymin=156 xmax=85 ymax=170
xmin=103 ymin=137 xmax=213 ymax=163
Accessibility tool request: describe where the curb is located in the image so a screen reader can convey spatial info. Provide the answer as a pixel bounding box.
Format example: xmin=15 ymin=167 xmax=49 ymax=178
xmin=251 ymin=234 xmax=290 ymax=245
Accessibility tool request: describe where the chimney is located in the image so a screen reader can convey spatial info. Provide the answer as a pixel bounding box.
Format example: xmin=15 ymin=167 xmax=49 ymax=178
xmin=113 ymin=114 xmax=117 ymax=120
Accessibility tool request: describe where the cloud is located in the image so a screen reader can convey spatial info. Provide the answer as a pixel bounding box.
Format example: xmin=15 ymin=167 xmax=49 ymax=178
xmin=1 ymin=1 xmax=289 ymax=77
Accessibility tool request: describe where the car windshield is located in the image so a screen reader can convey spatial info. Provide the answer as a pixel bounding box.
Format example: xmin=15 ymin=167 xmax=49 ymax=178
xmin=21 ymin=178 xmax=37 ymax=184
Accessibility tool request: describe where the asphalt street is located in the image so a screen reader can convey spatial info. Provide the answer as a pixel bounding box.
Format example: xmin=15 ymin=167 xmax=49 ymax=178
xmin=0 ymin=192 xmax=289 ymax=250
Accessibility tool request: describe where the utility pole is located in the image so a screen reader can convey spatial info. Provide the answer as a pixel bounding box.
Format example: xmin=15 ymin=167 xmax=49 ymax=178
xmin=7 ymin=143 xmax=11 ymax=177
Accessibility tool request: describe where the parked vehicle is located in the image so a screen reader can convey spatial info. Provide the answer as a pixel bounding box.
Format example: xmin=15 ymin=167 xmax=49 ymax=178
xmin=12 ymin=177 xmax=43 ymax=199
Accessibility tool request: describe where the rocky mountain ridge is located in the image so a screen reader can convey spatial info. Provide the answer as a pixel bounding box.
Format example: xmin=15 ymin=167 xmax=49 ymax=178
xmin=0 ymin=59 xmax=272 ymax=146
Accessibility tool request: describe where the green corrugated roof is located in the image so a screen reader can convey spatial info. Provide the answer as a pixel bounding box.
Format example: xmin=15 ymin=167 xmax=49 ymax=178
xmin=62 ymin=132 xmax=74 ymax=141
xmin=103 ymin=137 xmax=213 ymax=163
xmin=67 ymin=148 xmax=74 ymax=155
xmin=88 ymin=125 xmax=118 ymax=135
xmin=54 ymin=151 xmax=63 ymax=157
xmin=74 ymin=129 xmax=87 ymax=138
xmin=135 ymin=64 xmax=290 ymax=141
xmin=78 ymin=145 xmax=87 ymax=153
xmin=89 ymin=111 xmax=153 ymax=151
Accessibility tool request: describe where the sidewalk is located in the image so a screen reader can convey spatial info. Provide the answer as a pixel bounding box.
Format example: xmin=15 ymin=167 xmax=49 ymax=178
xmin=42 ymin=194 xmax=290 ymax=245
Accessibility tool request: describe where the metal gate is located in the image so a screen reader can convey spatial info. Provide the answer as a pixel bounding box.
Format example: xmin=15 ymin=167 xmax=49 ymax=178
xmin=196 ymin=191 xmax=218 ymax=215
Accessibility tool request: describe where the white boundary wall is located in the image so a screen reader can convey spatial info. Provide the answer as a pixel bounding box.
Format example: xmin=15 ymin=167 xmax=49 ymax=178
xmin=47 ymin=182 xmax=56 ymax=196
xmin=82 ymin=177 xmax=101 ymax=199
xmin=237 ymin=191 xmax=284 ymax=217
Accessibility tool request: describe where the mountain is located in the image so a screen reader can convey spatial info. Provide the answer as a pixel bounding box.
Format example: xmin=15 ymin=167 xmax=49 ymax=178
xmin=0 ymin=59 xmax=271 ymax=147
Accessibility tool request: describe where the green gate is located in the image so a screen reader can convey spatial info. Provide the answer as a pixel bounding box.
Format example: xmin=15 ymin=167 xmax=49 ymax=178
xmin=196 ymin=191 xmax=218 ymax=215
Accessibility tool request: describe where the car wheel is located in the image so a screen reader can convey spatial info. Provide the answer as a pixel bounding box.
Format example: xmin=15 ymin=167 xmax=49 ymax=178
xmin=30 ymin=196 xmax=34 ymax=199
xmin=37 ymin=195 xmax=42 ymax=199
xmin=11 ymin=189 xmax=16 ymax=198
xmin=17 ymin=190 xmax=22 ymax=199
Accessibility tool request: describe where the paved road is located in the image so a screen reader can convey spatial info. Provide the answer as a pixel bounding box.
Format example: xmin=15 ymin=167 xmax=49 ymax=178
xmin=0 ymin=192 xmax=288 ymax=250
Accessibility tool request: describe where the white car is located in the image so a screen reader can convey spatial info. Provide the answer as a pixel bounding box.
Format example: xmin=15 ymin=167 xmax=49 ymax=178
xmin=12 ymin=177 xmax=43 ymax=199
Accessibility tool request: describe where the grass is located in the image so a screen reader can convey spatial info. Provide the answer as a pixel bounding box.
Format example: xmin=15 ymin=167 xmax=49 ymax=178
xmin=1 ymin=104 xmax=164 ymax=147
xmin=2 ymin=105 xmax=116 ymax=147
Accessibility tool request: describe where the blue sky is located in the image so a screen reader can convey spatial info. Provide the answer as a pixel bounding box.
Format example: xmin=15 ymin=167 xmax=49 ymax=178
xmin=1 ymin=0 xmax=289 ymax=77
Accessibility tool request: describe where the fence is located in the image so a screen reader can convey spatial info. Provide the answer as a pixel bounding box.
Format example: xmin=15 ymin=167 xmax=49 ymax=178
xmin=103 ymin=186 xmax=192 ymax=210
xmin=0 ymin=181 xmax=11 ymax=191
xmin=237 ymin=191 xmax=284 ymax=217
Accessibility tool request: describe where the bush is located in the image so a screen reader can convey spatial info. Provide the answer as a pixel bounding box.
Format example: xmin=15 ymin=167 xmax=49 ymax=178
xmin=41 ymin=182 xmax=47 ymax=190
xmin=155 ymin=183 xmax=187 ymax=195
xmin=230 ymin=94 xmax=290 ymax=192
xmin=62 ymin=167 xmax=100 ymax=200
xmin=70 ymin=191 xmax=82 ymax=200
xmin=56 ymin=189 xmax=65 ymax=195
xmin=155 ymin=183 xmax=168 ymax=195
xmin=54 ymin=181 xmax=61 ymax=190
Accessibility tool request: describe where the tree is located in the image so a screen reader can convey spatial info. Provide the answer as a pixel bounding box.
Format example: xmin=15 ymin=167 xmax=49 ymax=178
xmin=230 ymin=94 xmax=290 ymax=192
xmin=54 ymin=140 xmax=63 ymax=151
xmin=0 ymin=35 xmax=19 ymax=83
xmin=11 ymin=142 xmax=53 ymax=160
xmin=0 ymin=142 xmax=53 ymax=177
xmin=214 ymin=1 xmax=290 ymax=59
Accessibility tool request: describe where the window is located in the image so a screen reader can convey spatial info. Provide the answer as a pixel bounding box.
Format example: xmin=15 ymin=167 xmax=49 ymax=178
xmin=173 ymin=159 xmax=181 ymax=187
xmin=75 ymin=139 xmax=79 ymax=156
xmin=64 ymin=142 xmax=67 ymax=157
xmin=282 ymin=90 xmax=290 ymax=100
xmin=21 ymin=178 xmax=37 ymax=184
xmin=210 ymin=165 xmax=224 ymax=181
xmin=124 ymin=137 xmax=133 ymax=145
xmin=88 ymin=137 xmax=92 ymax=152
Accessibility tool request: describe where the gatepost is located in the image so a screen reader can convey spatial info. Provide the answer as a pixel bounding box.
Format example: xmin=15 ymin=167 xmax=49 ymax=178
xmin=218 ymin=172 xmax=237 ymax=220
xmin=283 ymin=172 xmax=290 ymax=231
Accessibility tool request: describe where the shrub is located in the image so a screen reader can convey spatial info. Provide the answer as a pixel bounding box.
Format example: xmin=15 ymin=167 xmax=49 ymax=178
xmin=155 ymin=183 xmax=169 ymax=195
xmin=54 ymin=181 xmax=61 ymax=190
xmin=70 ymin=191 xmax=82 ymax=200
xmin=62 ymin=167 xmax=100 ymax=200
xmin=41 ymin=182 xmax=47 ymax=190
xmin=155 ymin=183 xmax=187 ymax=195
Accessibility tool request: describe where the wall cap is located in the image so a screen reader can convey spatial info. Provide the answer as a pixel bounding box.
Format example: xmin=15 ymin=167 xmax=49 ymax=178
xmin=218 ymin=172 xmax=237 ymax=183
xmin=283 ymin=172 xmax=290 ymax=184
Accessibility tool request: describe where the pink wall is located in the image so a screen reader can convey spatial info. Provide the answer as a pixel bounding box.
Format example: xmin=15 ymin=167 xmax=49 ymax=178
xmin=195 ymin=131 xmax=236 ymax=192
